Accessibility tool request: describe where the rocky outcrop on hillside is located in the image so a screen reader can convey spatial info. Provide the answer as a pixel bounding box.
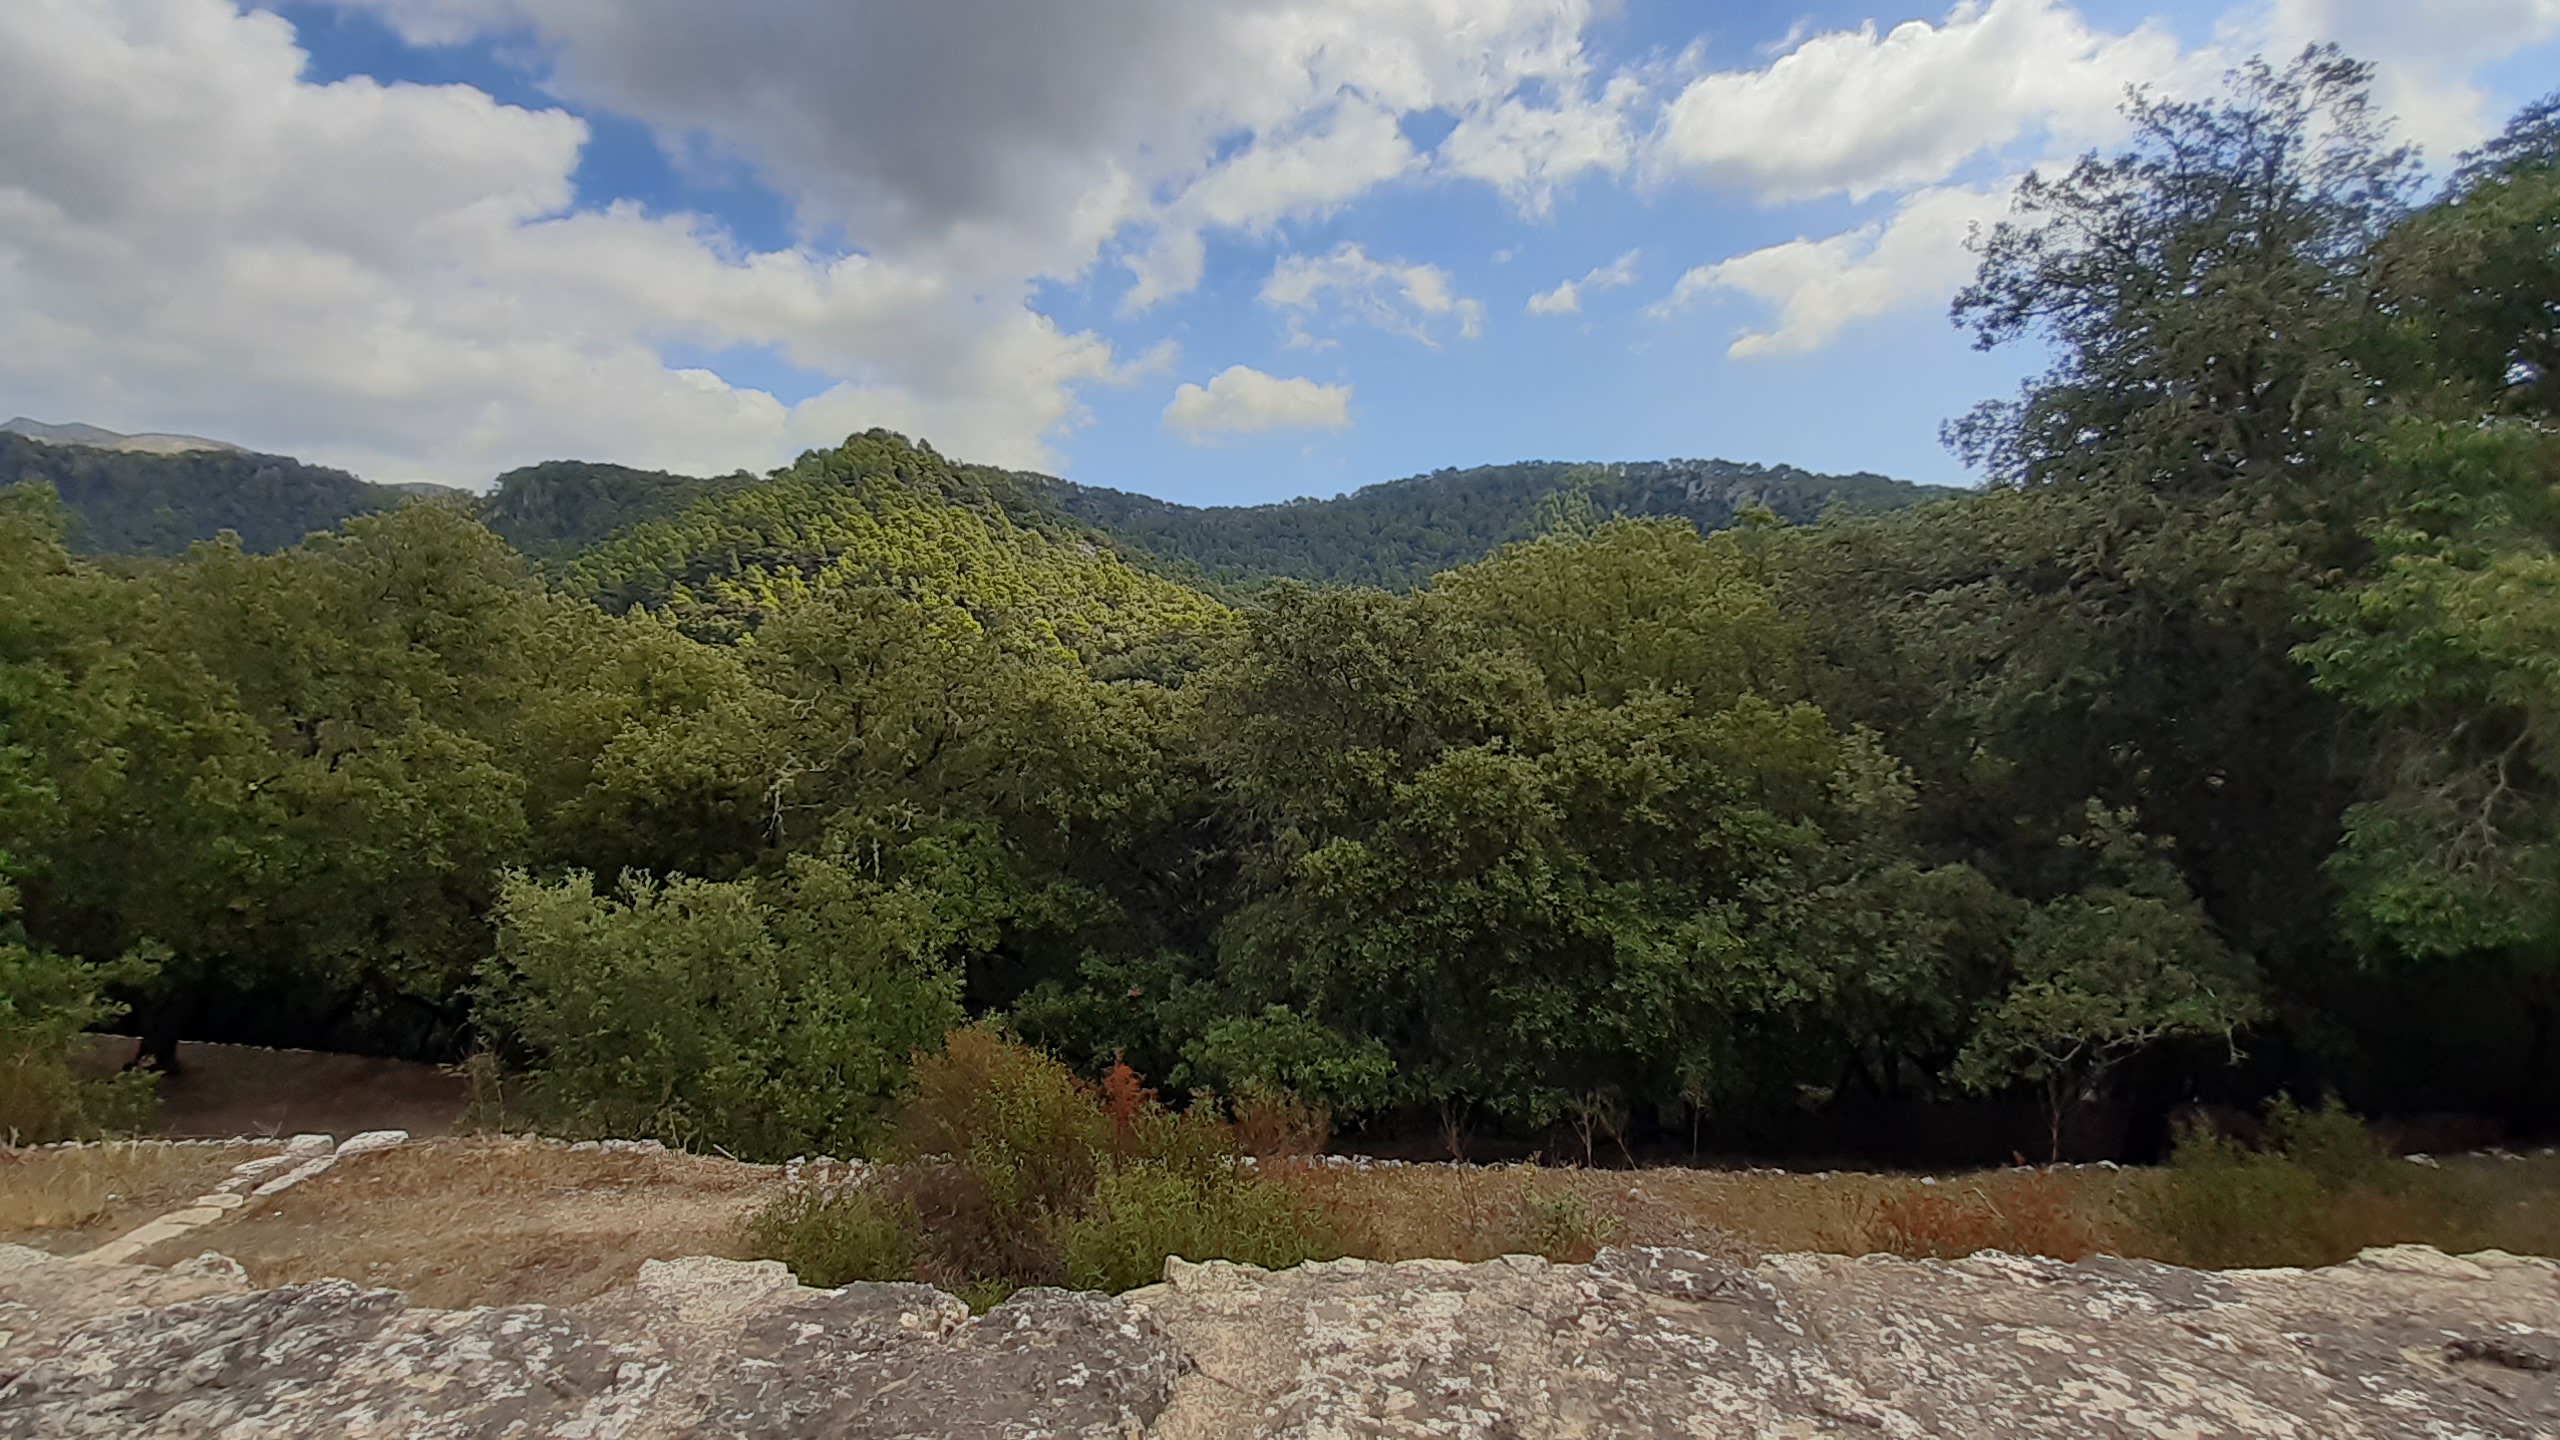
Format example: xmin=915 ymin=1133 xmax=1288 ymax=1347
xmin=0 ymin=1239 xmax=2553 ymax=1437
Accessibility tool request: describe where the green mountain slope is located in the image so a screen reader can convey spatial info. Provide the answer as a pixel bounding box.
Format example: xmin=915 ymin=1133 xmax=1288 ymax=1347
xmin=477 ymin=459 xmax=758 ymax=560
xmin=562 ymin=431 xmax=1228 ymax=651
xmin=17 ymin=419 xmax=1952 ymax=596
xmin=0 ymin=431 xmax=430 ymax=555
xmin=1023 ymin=458 xmax=1958 ymax=590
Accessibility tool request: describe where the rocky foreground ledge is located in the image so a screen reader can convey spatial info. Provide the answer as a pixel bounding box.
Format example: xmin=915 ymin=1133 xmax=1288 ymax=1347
xmin=0 ymin=1240 xmax=2554 ymax=1438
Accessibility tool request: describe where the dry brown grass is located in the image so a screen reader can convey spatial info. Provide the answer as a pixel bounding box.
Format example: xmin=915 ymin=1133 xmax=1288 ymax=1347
xmin=1280 ymin=1162 xmax=2154 ymax=1266
xmin=0 ymin=1142 xmax=269 ymax=1252
xmin=130 ymin=1137 xmax=784 ymax=1309
xmin=14 ymin=1134 xmax=2559 ymax=1318
xmin=1275 ymin=1162 xmax=1744 ymax=1265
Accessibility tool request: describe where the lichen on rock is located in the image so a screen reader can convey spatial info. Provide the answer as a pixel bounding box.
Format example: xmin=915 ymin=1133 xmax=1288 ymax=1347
xmin=0 ymin=1240 xmax=2552 ymax=1436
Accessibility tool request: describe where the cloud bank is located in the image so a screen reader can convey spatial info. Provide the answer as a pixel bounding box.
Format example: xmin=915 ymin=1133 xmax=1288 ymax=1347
xmin=0 ymin=0 xmax=2545 ymax=489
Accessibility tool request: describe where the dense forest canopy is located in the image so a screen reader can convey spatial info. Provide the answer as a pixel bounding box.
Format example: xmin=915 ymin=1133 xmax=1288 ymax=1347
xmin=1021 ymin=458 xmax=1952 ymax=590
xmin=0 ymin=431 xmax=425 ymax=556
xmin=22 ymin=429 xmax=1944 ymax=595
xmin=3 ymin=51 xmax=2556 ymax=1165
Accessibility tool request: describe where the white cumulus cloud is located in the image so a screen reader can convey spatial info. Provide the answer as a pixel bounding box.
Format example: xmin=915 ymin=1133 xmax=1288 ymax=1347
xmin=1648 ymin=0 xmax=2187 ymax=202
xmin=1527 ymin=250 xmax=1640 ymax=315
xmin=1262 ymin=243 xmax=1486 ymax=346
xmin=1161 ymin=365 xmax=1352 ymax=438
xmin=2261 ymin=0 xmax=2560 ymax=157
xmin=1653 ymin=186 xmax=2001 ymax=356
xmin=332 ymin=0 xmax=1633 ymax=311
xmin=0 ymin=0 xmax=1138 ymax=486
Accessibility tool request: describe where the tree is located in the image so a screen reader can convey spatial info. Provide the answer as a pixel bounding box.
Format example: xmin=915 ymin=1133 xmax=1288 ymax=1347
xmin=2368 ymin=92 xmax=2560 ymax=420
xmin=0 ymin=869 xmax=157 ymax=1141
xmin=1954 ymin=806 xmax=2262 ymax=1159
xmin=1949 ymin=47 xmax=2418 ymax=501
xmin=2294 ymin=97 xmax=2560 ymax=966
xmin=475 ymin=860 xmax=965 ymax=1159
xmin=1182 ymin=531 xmax=2018 ymax=1130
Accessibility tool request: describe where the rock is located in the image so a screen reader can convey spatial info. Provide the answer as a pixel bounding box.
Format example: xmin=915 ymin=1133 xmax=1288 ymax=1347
xmin=1125 ymin=1244 xmax=2560 ymax=1437
xmin=0 ymin=1241 xmax=2551 ymax=1436
xmin=335 ymin=1128 xmax=410 ymax=1157
xmin=0 ymin=1250 xmax=1183 ymax=1439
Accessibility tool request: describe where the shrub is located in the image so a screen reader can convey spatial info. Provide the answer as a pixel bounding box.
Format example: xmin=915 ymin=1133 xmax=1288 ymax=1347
xmin=2131 ymin=1097 xmax=2425 ymax=1269
xmin=1060 ymin=1160 xmax=1331 ymax=1292
xmin=748 ymin=1030 xmax=1332 ymax=1305
xmin=1227 ymin=1085 xmax=1332 ymax=1161
xmin=894 ymin=1025 xmax=1110 ymax=1212
xmin=745 ymin=1183 xmax=916 ymax=1289
xmin=0 ymin=878 xmax=156 ymax=1143
xmin=2262 ymin=1094 xmax=2401 ymax=1192
xmin=1517 ymin=1178 xmax=1624 ymax=1263
xmin=2135 ymin=1128 xmax=2333 ymax=1268
xmin=474 ymin=860 xmax=964 ymax=1159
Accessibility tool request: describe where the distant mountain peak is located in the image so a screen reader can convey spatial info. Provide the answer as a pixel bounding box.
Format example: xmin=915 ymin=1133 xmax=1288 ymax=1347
xmin=3 ymin=416 xmax=244 ymax=456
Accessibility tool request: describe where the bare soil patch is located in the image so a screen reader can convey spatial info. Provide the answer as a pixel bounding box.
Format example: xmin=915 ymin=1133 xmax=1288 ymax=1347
xmin=126 ymin=1137 xmax=781 ymax=1309
xmin=78 ymin=1037 xmax=468 ymax=1139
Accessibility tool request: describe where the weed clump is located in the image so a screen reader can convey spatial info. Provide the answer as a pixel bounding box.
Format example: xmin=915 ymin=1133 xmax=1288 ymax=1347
xmin=2132 ymin=1096 xmax=2472 ymax=1269
xmin=746 ymin=1028 xmax=1330 ymax=1305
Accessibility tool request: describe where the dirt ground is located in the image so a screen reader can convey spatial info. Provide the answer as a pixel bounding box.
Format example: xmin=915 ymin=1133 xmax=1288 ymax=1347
xmin=77 ymin=1036 xmax=469 ymax=1139
xmin=0 ymin=1138 xmax=2074 ymax=1307
xmin=5 ymin=1140 xmax=2556 ymax=1311
xmin=139 ymin=1139 xmax=776 ymax=1309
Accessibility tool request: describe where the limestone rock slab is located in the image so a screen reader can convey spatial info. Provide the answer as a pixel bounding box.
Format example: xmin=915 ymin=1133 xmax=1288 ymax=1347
xmin=1 ymin=1239 xmax=2554 ymax=1437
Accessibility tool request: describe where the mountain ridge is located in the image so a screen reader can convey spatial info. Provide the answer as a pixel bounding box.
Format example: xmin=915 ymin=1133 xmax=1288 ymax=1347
xmin=3 ymin=416 xmax=245 ymax=456
xmin=7 ymin=426 xmax=1958 ymax=585
xmin=1018 ymin=457 xmax=1957 ymax=590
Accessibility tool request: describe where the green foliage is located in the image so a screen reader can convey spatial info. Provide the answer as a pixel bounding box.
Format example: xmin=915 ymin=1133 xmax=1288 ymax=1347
xmin=2296 ymin=427 xmax=2560 ymax=959
xmin=1178 ymin=1007 xmax=1399 ymax=1119
xmin=748 ymin=1030 xmax=1329 ymax=1304
xmin=1185 ymin=532 xmax=2021 ymax=1126
xmin=562 ymin=430 xmax=1227 ymax=654
xmin=476 ymin=460 xmax=755 ymax=561
xmin=743 ymin=1183 xmax=917 ymax=1289
xmin=0 ymin=872 xmax=157 ymax=1142
xmin=1029 ymin=457 xmax=1951 ymax=592
xmin=2371 ymin=93 xmax=2560 ymax=419
xmin=1953 ymin=806 xmax=2264 ymax=1157
xmin=475 ymin=862 xmax=965 ymax=1159
xmin=1059 ymin=1159 xmax=1330 ymax=1292
xmin=1 ymin=432 xmax=424 ymax=555
xmin=1950 ymin=46 xmax=2417 ymax=496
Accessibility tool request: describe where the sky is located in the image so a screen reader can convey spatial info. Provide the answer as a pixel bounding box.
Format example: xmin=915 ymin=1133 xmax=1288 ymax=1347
xmin=2 ymin=1 xmax=2555 ymax=503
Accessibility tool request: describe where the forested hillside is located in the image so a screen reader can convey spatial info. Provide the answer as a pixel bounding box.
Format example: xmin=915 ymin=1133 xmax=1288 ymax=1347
xmin=37 ymin=431 xmax=1937 ymax=594
xmin=476 ymin=460 xmax=758 ymax=560
xmin=1023 ymin=459 xmax=1949 ymax=590
xmin=0 ymin=432 xmax=426 ymax=555
xmin=4 ymin=54 xmax=2555 ymax=1168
